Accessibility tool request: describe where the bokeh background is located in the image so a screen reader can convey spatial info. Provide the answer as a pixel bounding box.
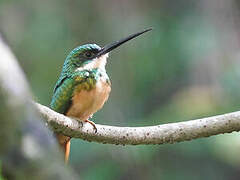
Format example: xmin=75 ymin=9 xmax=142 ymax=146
xmin=1 ymin=0 xmax=240 ymax=179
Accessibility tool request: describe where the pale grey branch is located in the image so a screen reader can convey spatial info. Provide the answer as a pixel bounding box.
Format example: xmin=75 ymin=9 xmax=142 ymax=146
xmin=0 ymin=35 xmax=76 ymax=179
xmin=36 ymin=103 xmax=240 ymax=145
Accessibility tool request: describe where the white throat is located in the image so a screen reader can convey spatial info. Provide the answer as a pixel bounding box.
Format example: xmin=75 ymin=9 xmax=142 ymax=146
xmin=76 ymin=53 xmax=109 ymax=72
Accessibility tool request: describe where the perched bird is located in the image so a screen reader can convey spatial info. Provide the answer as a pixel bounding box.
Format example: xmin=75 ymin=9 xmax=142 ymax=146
xmin=50 ymin=28 xmax=152 ymax=162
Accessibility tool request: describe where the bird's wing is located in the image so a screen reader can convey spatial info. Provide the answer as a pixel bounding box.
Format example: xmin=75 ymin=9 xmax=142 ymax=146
xmin=50 ymin=71 xmax=91 ymax=114
xmin=50 ymin=75 xmax=75 ymax=114
xmin=53 ymin=73 xmax=68 ymax=93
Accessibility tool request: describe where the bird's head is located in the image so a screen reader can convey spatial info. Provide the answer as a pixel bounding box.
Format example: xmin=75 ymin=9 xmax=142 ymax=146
xmin=64 ymin=28 xmax=152 ymax=72
xmin=66 ymin=44 xmax=104 ymax=71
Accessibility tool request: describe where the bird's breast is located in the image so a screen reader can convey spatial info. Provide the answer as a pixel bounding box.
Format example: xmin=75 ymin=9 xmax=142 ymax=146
xmin=66 ymin=76 xmax=111 ymax=120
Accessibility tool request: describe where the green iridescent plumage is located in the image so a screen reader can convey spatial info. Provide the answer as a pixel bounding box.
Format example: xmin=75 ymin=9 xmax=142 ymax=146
xmin=51 ymin=68 xmax=110 ymax=114
xmin=50 ymin=44 xmax=106 ymax=114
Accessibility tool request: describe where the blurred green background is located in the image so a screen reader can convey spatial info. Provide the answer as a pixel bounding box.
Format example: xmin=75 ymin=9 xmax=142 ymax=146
xmin=1 ymin=0 xmax=240 ymax=179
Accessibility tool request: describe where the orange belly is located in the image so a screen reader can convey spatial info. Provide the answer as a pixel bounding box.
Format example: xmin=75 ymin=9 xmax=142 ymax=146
xmin=66 ymin=79 xmax=111 ymax=120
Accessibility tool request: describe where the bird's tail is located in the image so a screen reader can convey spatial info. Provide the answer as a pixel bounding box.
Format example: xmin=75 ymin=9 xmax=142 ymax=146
xmin=55 ymin=133 xmax=71 ymax=163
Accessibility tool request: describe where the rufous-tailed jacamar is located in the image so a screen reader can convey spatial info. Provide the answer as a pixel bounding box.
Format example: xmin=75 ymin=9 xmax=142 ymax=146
xmin=50 ymin=28 xmax=152 ymax=162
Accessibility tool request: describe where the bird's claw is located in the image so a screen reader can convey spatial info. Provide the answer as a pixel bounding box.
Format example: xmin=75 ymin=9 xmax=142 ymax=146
xmin=84 ymin=119 xmax=97 ymax=133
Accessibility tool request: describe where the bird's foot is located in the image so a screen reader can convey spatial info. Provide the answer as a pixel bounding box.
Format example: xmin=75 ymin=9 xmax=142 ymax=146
xmin=84 ymin=119 xmax=97 ymax=133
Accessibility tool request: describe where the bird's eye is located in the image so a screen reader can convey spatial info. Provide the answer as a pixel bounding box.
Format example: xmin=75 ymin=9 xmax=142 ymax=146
xmin=83 ymin=51 xmax=94 ymax=58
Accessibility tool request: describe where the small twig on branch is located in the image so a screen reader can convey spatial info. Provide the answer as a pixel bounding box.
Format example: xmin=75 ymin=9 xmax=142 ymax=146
xmin=36 ymin=103 xmax=240 ymax=145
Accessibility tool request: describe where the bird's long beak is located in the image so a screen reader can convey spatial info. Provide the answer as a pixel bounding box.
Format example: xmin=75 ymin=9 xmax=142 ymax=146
xmin=96 ymin=28 xmax=152 ymax=57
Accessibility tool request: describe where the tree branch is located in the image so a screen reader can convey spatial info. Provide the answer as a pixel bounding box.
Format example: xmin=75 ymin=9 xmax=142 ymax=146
xmin=36 ymin=103 xmax=240 ymax=145
xmin=0 ymin=35 xmax=77 ymax=179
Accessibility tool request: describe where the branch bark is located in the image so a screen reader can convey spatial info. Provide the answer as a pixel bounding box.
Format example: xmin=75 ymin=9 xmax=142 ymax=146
xmin=0 ymin=35 xmax=77 ymax=179
xmin=36 ymin=103 xmax=240 ymax=145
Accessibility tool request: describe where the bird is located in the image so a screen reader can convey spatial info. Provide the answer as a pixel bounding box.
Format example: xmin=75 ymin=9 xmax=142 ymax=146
xmin=50 ymin=28 xmax=152 ymax=163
